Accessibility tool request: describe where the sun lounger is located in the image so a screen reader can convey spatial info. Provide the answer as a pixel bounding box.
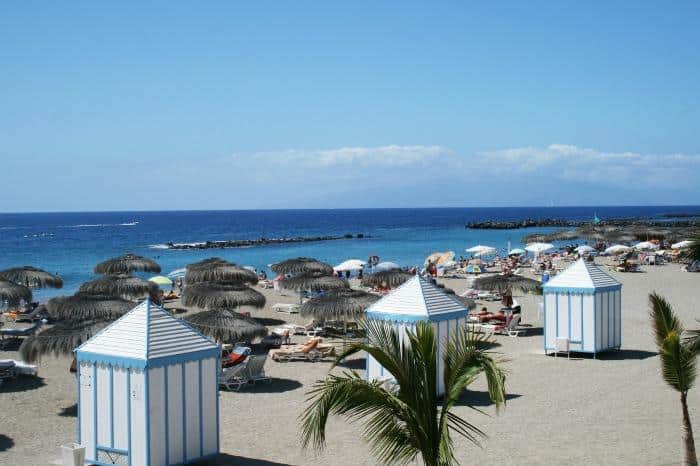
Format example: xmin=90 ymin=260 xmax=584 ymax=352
xmin=243 ymin=355 xmax=271 ymax=384
xmin=0 ymin=321 xmax=43 ymax=348
xmin=272 ymin=303 xmax=300 ymax=314
xmin=0 ymin=360 xmax=17 ymax=386
xmin=219 ymin=361 xmax=249 ymax=391
xmin=481 ymin=314 xmax=523 ymax=337
xmin=270 ymin=338 xmax=325 ymax=362
xmin=258 ymin=280 xmax=274 ymax=289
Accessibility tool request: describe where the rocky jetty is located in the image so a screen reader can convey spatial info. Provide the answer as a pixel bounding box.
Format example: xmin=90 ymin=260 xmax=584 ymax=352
xmin=466 ymin=218 xmax=699 ymax=230
xmin=163 ymin=233 xmax=366 ymax=250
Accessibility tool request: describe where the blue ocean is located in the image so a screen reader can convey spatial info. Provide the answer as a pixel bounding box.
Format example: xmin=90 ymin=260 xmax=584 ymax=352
xmin=1 ymin=206 xmax=696 ymax=301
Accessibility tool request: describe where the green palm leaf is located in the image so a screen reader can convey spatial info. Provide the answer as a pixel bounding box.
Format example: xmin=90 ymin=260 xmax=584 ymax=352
xmin=300 ymin=320 xmax=507 ymax=466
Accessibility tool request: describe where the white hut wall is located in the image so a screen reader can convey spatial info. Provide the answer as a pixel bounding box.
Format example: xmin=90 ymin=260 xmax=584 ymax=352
xmin=78 ymin=361 xmax=95 ymax=460
xmin=165 ymin=364 xmax=185 ymax=464
xmin=594 ymin=289 xmax=621 ymax=352
xmin=544 ymin=292 xmax=597 ymax=353
xmin=130 ymin=369 xmax=147 ymax=465
xmin=434 ymin=318 xmax=463 ymax=396
xmin=146 ymin=358 xmax=217 ymax=466
xmin=366 ymin=321 xmax=413 ymax=382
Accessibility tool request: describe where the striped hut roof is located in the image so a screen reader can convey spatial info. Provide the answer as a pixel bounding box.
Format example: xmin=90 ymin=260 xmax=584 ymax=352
xmin=366 ymin=274 xmax=469 ymax=322
xmin=544 ymin=259 xmax=621 ymax=292
xmin=76 ymin=299 xmax=218 ymax=369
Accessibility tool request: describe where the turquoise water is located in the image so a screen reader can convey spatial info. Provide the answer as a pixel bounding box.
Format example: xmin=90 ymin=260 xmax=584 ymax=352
xmin=0 ymin=206 xmax=695 ymax=300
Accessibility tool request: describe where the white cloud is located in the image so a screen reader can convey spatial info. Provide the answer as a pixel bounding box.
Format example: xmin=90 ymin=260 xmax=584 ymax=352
xmin=476 ymin=144 xmax=700 ymax=186
xmin=149 ymin=143 xmax=700 ymax=209
xmin=249 ymin=144 xmax=449 ymax=168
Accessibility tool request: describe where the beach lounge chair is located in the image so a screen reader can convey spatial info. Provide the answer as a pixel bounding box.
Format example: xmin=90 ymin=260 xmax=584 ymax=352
xmin=481 ymin=314 xmax=523 ymax=337
xmin=0 ymin=321 xmax=43 ymax=348
xmin=272 ymin=303 xmax=300 ymax=314
xmin=219 ymin=360 xmax=249 ymax=391
xmin=0 ymin=360 xmax=17 ymax=387
xmin=221 ymin=346 xmax=251 ymax=368
xmin=243 ymin=355 xmax=271 ymax=385
xmin=270 ymin=338 xmax=323 ymax=362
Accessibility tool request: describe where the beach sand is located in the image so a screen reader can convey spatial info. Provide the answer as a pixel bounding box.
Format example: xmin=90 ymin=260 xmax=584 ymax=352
xmin=1 ymin=263 xmax=699 ymax=465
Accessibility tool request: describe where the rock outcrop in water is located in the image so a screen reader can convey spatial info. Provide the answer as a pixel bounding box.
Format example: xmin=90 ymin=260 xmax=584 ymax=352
xmin=466 ymin=218 xmax=700 ymax=230
xmin=163 ymin=234 xmax=366 ymax=250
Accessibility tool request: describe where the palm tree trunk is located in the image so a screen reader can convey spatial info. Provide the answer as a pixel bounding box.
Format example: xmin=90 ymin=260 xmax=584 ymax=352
xmin=681 ymin=392 xmax=698 ymax=466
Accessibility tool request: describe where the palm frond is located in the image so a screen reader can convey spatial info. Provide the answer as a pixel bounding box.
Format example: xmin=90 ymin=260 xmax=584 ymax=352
xmin=300 ymin=319 xmax=508 ymax=465
xmin=649 ymin=293 xmax=684 ymax=348
xmin=680 ymin=232 xmax=700 ymax=263
xmin=660 ymin=331 xmax=697 ymax=393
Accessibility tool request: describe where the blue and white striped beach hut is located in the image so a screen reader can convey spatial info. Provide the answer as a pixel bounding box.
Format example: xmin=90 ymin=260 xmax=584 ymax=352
xmin=75 ymin=299 xmax=220 ymax=466
xmin=543 ymin=259 xmax=622 ymax=356
xmin=365 ymin=275 xmax=470 ymax=396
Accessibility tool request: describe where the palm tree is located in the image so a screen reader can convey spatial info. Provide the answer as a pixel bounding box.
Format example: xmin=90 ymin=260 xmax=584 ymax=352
xmin=649 ymin=293 xmax=698 ymax=466
xmin=682 ymin=232 xmax=700 ymax=263
xmin=300 ymin=320 xmax=507 ymax=466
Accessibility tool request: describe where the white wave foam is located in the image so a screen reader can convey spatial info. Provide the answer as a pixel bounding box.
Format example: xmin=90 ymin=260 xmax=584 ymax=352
xmin=58 ymin=222 xmax=139 ymax=229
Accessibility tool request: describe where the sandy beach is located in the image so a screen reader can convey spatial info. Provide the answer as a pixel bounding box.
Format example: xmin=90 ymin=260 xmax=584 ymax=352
xmin=1 ymin=262 xmax=698 ymax=466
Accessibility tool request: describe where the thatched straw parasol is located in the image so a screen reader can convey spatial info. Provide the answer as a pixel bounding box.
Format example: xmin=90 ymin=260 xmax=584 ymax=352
xmin=185 ymin=258 xmax=258 ymax=285
xmin=182 ymin=282 xmax=266 ymax=310
xmin=300 ymin=289 xmax=379 ymax=321
xmin=473 ymin=274 xmax=541 ymax=307
xmin=472 ymin=274 xmax=541 ymax=295
xmin=361 ymin=269 xmax=413 ymax=289
xmin=78 ymin=274 xmax=158 ymax=301
xmin=271 ymin=257 xmax=333 ymax=275
xmin=0 ymin=266 xmax=63 ymax=289
xmin=0 ymin=279 xmax=32 ymax=306
xmin=19 ymin=319 xmax=110 ymax=363
xmin=280 ymin=272 xmax=348 ymax=292
xmin=46 ymin=293 xmax=134 ymax=321
xmin=94 ymin=253 xmax=161 ymax=275
xmin=185 ymin=309 xmax=267 ymax=342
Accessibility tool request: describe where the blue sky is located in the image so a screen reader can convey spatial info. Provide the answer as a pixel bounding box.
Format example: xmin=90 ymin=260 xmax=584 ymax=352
xmin=1 ymin=1 xmax=699 ymax=212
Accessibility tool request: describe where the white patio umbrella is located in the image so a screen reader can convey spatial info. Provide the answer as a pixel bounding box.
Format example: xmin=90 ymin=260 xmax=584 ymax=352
xmin=466 ymin=245 xmax=496 ymax=256
xmin=672 ymin=240 xmax=693 ymax=249
xmin=605 ymin=244 xmax=632 ymax=255
xmin=575 ymin=245 xmax=595 ymax=254
xmin=634 ymin=241 xmax=659 ymax=251
xmin=333 ymin=259 xmax=366 ymax=272
xmin=374 ymin=261 xmax=400 ymax=272
xmin=525 ymin=242 xmax=554 ymax=255
xmin=167 ymin=268 xmax=186 ymax=279
xmin=148 ymin=275 xmax=173 ymax=286
xmin=508 ymin=248 xmax=526 ymax=256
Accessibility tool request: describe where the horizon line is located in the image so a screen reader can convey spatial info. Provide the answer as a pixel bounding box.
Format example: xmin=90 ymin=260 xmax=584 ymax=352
xmin=1 ymin=203 xmax=700 ymax=215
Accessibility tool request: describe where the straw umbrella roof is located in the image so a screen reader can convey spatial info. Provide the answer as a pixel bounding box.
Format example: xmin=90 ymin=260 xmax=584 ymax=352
xmin=0 ymin=266 xmax=63 ymax=289
xmin=78 ymin=274 xmax=158 ymax=301
xmin=361 ymin=269 xmax=414 ymax=288
xmin=280 ymin=272 xmax=348 ymax=292
xmin=270 ymin=257 xmax=333 ymax=275
xmin=46 ymin=293 xmax=134 ymax=321
xmin=19 ymin=319 xmax=110 ymax=363
xmin=472 ymin=274 xmax=541 ymax=295
xmin=300 ymin=289 xmax=380 ymax=321
xmin=0 ymin=279 xmax=32 ymax=305
xmin=184 ymin=309 xmax=267 ymax=342
xmin=182 ymin=282 xmax=266 ymax=310
xmin=185 ymin=258 xmax=258 ymax=284
xmin=94 ymin=253 xmax=161 ymax=275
